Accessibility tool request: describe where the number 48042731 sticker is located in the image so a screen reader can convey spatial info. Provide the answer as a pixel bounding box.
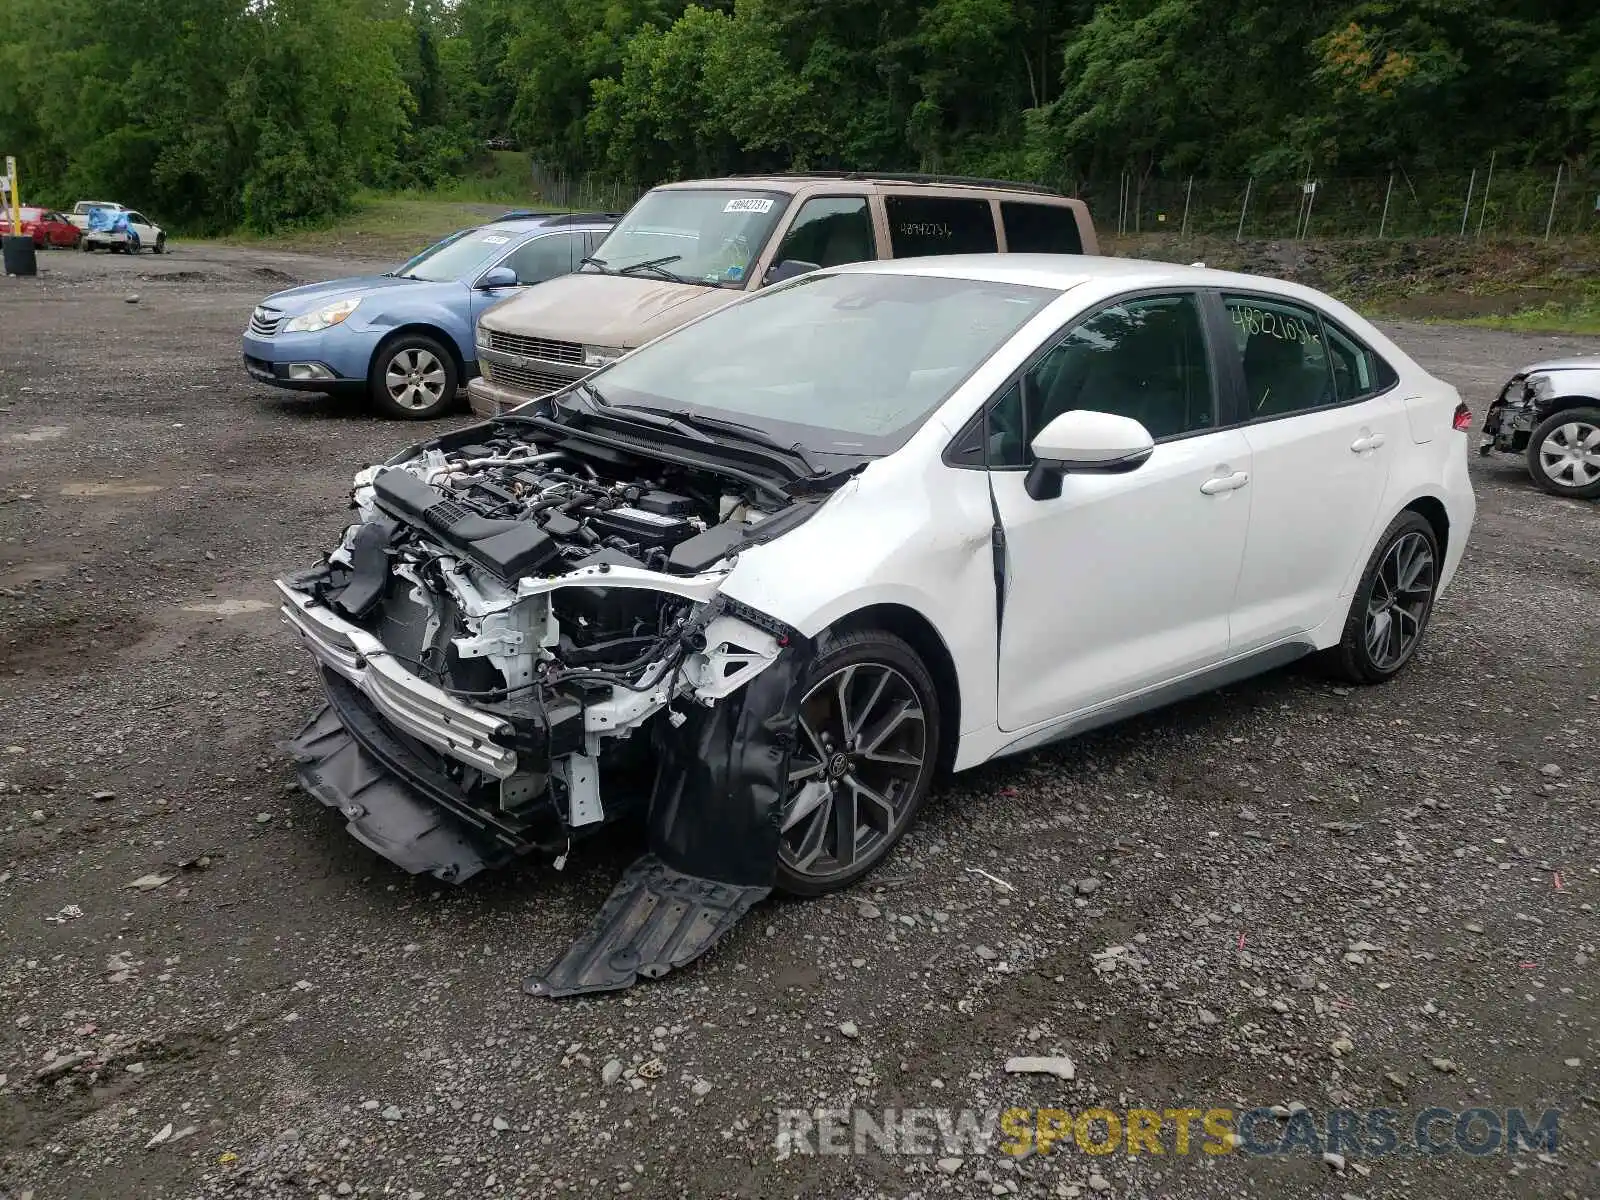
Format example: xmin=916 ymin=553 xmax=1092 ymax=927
xmin=723 ymin=198 xmax=774 ymax=214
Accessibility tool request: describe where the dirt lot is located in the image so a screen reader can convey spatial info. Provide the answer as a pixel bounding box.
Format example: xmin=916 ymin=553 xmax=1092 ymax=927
xmin=0 ymin=244 xmax=1595 ymax=1200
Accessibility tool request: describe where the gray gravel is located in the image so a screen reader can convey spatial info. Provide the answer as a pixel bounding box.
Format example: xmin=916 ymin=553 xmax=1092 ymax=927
xmin=0 ymin=244 xmax=1596 ymax=1199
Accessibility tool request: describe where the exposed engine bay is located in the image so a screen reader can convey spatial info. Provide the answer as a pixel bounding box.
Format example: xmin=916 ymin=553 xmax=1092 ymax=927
xmin=277 ymin=415 xmax=839 ymax=996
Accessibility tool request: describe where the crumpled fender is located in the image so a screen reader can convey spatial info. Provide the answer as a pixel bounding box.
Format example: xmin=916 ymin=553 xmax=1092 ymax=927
xmin=646 ymin=631 xmax=816 ymax=886
xmin=524 ymin=630 xmax=816 ymax=997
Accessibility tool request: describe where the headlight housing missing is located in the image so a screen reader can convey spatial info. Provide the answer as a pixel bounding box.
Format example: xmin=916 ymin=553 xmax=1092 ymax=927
xmin=284 ymin=297 xmax=361 ymax=334
xmin=583 ymin=344 xmax=625 ymax=368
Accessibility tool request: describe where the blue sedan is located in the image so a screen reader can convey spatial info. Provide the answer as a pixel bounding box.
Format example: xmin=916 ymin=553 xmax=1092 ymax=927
xmin=242 ymin=211 xmax=616 ymax=419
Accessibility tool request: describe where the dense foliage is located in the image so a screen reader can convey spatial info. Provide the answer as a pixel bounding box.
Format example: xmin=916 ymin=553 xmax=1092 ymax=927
xmin=1 ymin=0 xmax=1595 ymax=230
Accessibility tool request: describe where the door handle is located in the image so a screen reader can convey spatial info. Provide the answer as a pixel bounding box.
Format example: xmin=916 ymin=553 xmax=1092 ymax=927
xmin=1200 ymin=470 xmax=1250 ymax=495
xmin=1351 ymin=432 xmax=1386 ymax=453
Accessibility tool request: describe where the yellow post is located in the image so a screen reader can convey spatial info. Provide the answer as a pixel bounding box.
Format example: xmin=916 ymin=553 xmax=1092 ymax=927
xmin=4 ymin=156 xmax=19 ymax=232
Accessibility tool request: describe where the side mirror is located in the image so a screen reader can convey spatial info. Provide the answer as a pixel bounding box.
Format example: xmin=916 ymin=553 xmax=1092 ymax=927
xmin=764 ymin=259 xmax=820 ymax=286
xmin=477 ymin=266 xmax=517 ymax=291
xmin=1024 ymin=410 xmax=1155 ymax=501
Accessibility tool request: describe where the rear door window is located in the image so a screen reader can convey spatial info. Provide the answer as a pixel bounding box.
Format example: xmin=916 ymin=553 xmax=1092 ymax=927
xmin=1322 ymin=320 xmax=1399 ymax=402
xmin=1000 ymin=201 xmax=1084 ymax=254
xmin=884 ymin=195 xmax=998 ymax=257
xmin=499 ymin=231 xmax=584 ymax=284
xmin=1224 ymin=295 xmax=1337 ymax=419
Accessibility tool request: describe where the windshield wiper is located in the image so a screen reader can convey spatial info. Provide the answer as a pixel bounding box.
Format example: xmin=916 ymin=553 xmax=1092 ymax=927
xmin=666 ymin=410 xmax=819 ymax=473
xmin=616 ymin=254 xmax=685 ymax=282
xmin=579 ymin=255 xmax=613 ymax=274
xmin=565 ymin=382 xmax=712 ymax=442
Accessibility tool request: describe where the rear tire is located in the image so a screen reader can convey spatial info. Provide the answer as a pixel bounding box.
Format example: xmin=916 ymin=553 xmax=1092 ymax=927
xmin=1525 ymin=406 xmax=1600 ymax=499
xmin=368 ymin=333 xmax=459 ymax=420
xmin=1321 ymin=511 xmax=1440 ymax=684
xmin=773 ymin=629 xmax=940 ymax=897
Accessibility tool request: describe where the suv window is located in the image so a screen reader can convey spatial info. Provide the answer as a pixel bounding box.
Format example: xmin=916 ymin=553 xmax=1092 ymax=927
xmin=965 ymin=293 xmax=1215 ymax=467
xmin=1225 ymin=295 xmax=1337 ymax=418
xmin=1323 ymin=320 xmax=1398 ymax=402
xmin=499 ymin=230 xmax=583 ymax=284
xmin=1001 ymin=201 xmax=1083 ymax=254
xmin=771 ymin=196 xmax=875 ymax=270
xmin=885 ymin=195 xmax=997 ymax=257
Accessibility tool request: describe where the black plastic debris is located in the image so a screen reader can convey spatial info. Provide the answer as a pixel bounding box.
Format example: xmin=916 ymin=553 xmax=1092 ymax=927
xmin=525 ymin=632 xmax=816 ymax=998
xmin=287 ymin=703 xmax=513 ymax=884
xmin=522 ymin=855 xmax=768 ymax=997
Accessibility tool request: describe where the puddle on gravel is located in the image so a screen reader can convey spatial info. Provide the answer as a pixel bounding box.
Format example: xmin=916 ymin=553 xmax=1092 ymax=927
xmin=181 ymin=598 xmax=273 ymax=617
xmin=0 ymin=561 xmax=68 ymax=588
xmin=0 ymin=608 xmax=154 ymax=677
xmin=135 ymin=270 xmax=220 ymax=284
xmin=59 ymin=481 xmax=165 ymax=497
xmin=4 ymin=425 xmax=68 ymax=444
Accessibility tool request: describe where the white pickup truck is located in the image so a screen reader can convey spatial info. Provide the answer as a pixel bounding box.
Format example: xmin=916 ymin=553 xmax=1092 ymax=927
xmin=66 ymin=200 xmax=126 ymax=230
xmin=72 ymin=201 xmax=166 ymax=253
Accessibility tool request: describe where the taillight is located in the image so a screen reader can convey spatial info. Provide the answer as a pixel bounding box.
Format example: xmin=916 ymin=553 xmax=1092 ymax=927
xmin=1453 ymin=402 xmax=1473 ymax=432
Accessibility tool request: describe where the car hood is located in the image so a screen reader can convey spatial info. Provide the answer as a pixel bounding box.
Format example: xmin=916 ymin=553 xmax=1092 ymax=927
xmin=259 ymin=275 xmax=461 ymax=316
xmin=1519 ymin=357 xmax=1600 ymax=374
xmin=478 ymin=273 xmax=736 ymax=348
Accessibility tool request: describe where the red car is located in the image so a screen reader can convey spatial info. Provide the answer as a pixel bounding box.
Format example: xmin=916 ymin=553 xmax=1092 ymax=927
xmin=0 ymin=206 xmax=81 ymax=249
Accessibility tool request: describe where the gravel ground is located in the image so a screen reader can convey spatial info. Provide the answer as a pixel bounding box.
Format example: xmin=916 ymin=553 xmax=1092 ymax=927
xmin=0 ymin=244 xmax=1595 ymax=1200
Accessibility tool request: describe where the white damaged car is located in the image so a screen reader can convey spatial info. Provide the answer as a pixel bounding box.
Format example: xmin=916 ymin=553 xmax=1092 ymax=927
xmin=278 ymin=254 xmax=1477 ymax=996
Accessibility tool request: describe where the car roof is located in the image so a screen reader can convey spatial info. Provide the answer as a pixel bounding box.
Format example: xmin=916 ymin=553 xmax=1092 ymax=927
xmin=651 ymin=174 xmax=1068 ymax=198
xmin=827 ymin=252 xmax=1334 ymax=302
xmin=484 ymin=211 xmax=618 ymax=232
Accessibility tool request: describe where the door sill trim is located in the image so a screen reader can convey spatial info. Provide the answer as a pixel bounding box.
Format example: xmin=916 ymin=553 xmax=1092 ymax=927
xmin=988 ymin=638 xmax=1316 ymax=761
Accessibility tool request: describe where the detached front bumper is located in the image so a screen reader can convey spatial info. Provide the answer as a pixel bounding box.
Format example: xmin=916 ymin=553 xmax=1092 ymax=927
xmin=289 ymin=691 xmax=522 ymax=883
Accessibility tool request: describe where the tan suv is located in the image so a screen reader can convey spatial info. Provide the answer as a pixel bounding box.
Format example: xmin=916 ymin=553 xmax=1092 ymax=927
xmin=466 ymin=173 xmax=1097 ymax=417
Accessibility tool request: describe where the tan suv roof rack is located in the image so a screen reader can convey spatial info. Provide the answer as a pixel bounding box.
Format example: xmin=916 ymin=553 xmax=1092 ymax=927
xmin=740 ymin=171 xmax=1064 ymax=197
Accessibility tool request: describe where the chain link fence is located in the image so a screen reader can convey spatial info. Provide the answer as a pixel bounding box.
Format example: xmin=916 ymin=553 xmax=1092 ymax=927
xmin=1077 ymin=166 xmax=1598 ymax=241
xmin=528 ymin=162 xmax=647 ymax=214
xmin=531 ymin=159 xmax=1598 ymax=241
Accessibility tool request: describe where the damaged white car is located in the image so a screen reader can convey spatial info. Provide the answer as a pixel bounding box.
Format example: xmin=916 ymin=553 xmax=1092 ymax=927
xmin=279 ymin=255 xmax=1476 ymax=996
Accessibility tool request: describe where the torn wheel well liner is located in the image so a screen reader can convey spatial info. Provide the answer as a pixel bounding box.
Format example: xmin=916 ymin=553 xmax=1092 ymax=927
xmin=834 ymin=603 xmax=960 ymax=775
xmin=1402 ymin=495 xmax=1449 ymax=564
xmin=644 ymin=628 xmax=818 ymax=889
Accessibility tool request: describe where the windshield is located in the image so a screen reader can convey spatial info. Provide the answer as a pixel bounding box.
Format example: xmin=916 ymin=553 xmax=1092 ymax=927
xmin=588 ymin=271 xmax=1057 ymax=455
xmin=588 ymin=189 xmax=789 ymax=287
xmin=393 ymin=226 xmax=517 ymax=282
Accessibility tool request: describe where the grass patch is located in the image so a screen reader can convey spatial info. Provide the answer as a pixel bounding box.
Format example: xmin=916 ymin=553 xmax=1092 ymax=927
xmin=203 ymin=154 xmax=554 ymax=259
xmin=213 ymin=195 xmax=530 ymax=259
xmin=1451 ymin=291 xmax=1600 ymax=336
xmin=413 ymin=150 xmax=536 ymax=204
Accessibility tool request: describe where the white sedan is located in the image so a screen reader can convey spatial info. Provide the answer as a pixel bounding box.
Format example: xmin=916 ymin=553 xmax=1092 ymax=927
xmin=82 ymin=208 xmax=166 ymax=254
xmin=276 ymin=254 xmax=1476 ymax=995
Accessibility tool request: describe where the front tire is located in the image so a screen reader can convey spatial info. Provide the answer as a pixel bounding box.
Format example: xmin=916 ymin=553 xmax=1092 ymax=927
xmin=153 ymin=236 xmax=165 ymax=255
xmin=369 ymin=334 xmax=458 ymax=420
xmin=1526 ymin=406 xmax=1600 ymax=499
xmin=1322 ymin=511 xmax=1440 ymax=684
xmin=774 ymin=629 xmax=940 ymax=897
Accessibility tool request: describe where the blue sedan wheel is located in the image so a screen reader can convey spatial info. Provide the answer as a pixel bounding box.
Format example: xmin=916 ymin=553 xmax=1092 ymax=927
xmin=370 ymin=334 xmax=458 ymax=420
